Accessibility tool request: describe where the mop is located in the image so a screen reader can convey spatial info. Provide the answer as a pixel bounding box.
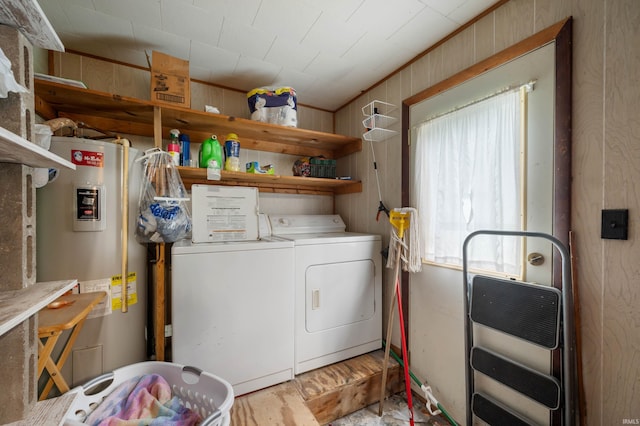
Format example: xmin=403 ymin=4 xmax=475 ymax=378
xmin=378 ymin=208 xmax=422 ymax=425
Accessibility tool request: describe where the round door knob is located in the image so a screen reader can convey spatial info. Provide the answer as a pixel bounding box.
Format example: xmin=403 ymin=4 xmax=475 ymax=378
xmin=527 ymin=252 xmax=545 ymax=266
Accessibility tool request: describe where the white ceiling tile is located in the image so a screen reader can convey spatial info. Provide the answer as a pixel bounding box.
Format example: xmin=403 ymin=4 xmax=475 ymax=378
xmin=41 ymin=0 xmax=497 ymax=110
xmin=133 ymin=25 xmax=191 ymax=60
xmin=448 ymin=0 xmax=496 ymax=24
xmin=233 ymin=55 xmax=282 ymax=88
xmin=347 ymin=0 xmax=427 ymax=39
xmin=272 ymin=68 xmax=318 ymax=99
xmin=253 ymin=0 xmax=322 ymax=41
xmin=301 ymin=14 xmax=363 ymax=57
xmin=190 ymin=40 xmax=240 ymax=72
xmin=161 ymin=3 xmax=223 ymax=48
xmin=50 ymin=0 xmax=95 ymax=9
xmin=59 ymin=5 xmax=135 ymax=40
xmin=218 ymin=17 xmax=276 ymax=59
xmin=304 ymin=52 xmax=355 ymax=82
xmin=419 ymin=0 xmax=467 ymax=17
xmin=94 ymin=0 xmax=162 ymax=29
xmin=193 ymin=0 xmax=262 ymax=26
xmin=38 ymin=0 xmax=71 ymax=32
xmin=300 ymin=0 xmax=364 ymax=22
xmin=340 ymin=31 xmax=387 ymax=63
xmin=264 ymin=37 xmax=318 ymax=72
xmin=305 ymin=79 xmax=352 ymax=111
xmin=189 ymin=64 xmax=212 ymax=81
xmin=387 ymin=7 xmax=458 ymax=52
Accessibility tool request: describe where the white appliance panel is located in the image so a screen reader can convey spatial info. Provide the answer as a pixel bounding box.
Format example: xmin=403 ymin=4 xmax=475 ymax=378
xmin=281 ymin=232 xmax=379 ymax=245
xmin=191 ymin=185 xmax=260 ymax=243
xmin=305 ymin=260 xmax=376 ymax=332
xmin=171 ymin=239 xmax=294 ymax=396
xmin=269 ymin=214 xmax=345 ymax=234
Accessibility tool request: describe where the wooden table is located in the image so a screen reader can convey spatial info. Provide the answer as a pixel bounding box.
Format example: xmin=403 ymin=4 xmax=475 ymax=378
xmin=37 ymin=291 xmax=106 ymax=400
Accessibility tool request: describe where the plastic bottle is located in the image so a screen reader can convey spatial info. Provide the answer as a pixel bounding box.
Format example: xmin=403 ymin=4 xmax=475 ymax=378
xmin=199 ymin=135 xmax=223 ymax=180
xmin=168 ymin=129 xmax=181 ymax=166
xmin=169 ymin=129 xmax=180 ymax=146
xmin=224 ymin=133 xmax=241 ymax=172
xmin=179 ymin=133 xmax=191 ymax=166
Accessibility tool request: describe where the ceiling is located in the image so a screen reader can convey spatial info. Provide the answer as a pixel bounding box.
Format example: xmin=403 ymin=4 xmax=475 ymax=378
xmin=38 ymin=0 xmax=497 ymax=111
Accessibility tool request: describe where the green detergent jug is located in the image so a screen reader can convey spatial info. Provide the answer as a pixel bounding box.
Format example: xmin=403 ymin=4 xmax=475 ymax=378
xmin=199 ymin=135 xmax=223 ymax=170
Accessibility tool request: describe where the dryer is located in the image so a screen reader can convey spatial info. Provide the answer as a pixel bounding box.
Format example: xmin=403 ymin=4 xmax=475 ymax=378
xmin=269 ymin=214 xmax=382 ymax=374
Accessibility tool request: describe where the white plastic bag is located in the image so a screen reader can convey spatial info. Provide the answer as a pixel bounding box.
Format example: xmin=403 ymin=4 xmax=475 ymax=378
xmin=0 ymin=48 xmax=27 ymax=98
xmin=135 ymin=149 xmax=191 ymax=243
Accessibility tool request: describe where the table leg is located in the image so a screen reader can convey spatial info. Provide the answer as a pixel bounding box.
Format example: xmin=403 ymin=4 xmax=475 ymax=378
xmin=39 ymin=350 xmax=70 ymax=400
xmin=37 ymin=332 xmax=61 ymax=376
xmin=39 ymin=317 xmax=89 ymax=400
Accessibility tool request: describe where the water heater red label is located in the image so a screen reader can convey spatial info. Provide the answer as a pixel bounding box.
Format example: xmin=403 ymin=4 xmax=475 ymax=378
xmin=71 ymin=150 xmax=104 ymax=167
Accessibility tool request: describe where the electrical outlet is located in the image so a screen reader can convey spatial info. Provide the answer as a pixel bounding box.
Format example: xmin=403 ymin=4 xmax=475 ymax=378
xmin=601 ymin=209 xmax=629 ymax=240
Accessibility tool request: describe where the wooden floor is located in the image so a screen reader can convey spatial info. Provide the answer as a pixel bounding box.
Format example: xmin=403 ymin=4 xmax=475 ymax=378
xmin=230 ymin=350 xmax=405 ymax=425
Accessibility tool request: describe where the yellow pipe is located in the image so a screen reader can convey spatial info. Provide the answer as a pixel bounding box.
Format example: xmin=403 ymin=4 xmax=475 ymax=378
xmin=115 ymin=137 xmax=130 ymax=313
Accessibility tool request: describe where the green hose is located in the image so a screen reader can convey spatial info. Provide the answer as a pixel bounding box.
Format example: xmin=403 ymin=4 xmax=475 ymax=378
xmin=382 ymin=341 xmax=459 ymax=426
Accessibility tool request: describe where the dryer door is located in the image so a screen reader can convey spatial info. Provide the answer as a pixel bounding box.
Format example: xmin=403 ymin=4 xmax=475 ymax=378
xmin=305 ymin=259 xmax=376 ymax=332
xmin=294 ymin=239 xmax=382 ymax=374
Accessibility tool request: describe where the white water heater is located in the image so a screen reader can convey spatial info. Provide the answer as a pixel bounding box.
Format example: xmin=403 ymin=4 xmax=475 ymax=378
xmin=36 ymin=136 xmax=147 ymax=390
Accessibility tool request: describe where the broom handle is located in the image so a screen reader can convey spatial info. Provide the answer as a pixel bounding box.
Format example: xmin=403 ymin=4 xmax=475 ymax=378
xmin=570 ymin=231 xmax=586 ymax=424
xmin=378 ymin=240 xmax=403 ymax=416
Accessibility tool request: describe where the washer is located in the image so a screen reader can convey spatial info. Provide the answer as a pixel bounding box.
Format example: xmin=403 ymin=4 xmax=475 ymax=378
xmin=171 ymin=237 xmax=295 ymax=396
xmin=269 ymin=214 xmax=382 ymax=374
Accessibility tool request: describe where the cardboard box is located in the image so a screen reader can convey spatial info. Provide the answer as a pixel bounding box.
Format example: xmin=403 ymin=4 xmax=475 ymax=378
xmin=150 ymin=51 xmax=190 ymax=108
xmin=191 ymin=185 xmax=260 ymax=243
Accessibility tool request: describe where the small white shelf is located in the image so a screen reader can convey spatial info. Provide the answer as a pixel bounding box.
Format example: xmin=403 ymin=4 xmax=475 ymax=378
xmin=0 ymin=126 xmax=75 ymax=169
xmin=363 ymin=127 xmax=398 ymax=142
xmin=0 ymin=279 xmax=78 ymax=337
xmin=362 ymin=100 xmax=397 ymax=117
xmin=362 ymin=113 xmax=397 ymax=130
xmin=362 ymin=100 xmax=398 ymax=142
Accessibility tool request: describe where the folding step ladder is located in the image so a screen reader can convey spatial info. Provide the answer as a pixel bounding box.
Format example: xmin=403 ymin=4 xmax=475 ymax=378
xmin=462 ymin=230 xmax=579 ymax=425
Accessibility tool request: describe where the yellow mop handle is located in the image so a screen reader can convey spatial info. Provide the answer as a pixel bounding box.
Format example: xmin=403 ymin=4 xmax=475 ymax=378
xmin=390 ymin=210 xmax=410 ymax=238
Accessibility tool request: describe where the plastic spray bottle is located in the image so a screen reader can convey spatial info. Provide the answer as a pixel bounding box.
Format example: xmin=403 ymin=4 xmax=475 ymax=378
xmin=168 ymin=129 xmax=181 ymax=166
xmin=199 ymin=135 xmax=223 ymax=180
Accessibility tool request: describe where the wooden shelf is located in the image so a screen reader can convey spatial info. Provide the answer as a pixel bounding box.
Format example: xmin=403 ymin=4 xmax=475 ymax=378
xmin=0 ymin=126 xmax=75 ymax=169
xmin=178 ymin=167 xmax=362 ymax=195
xmin=34 ymin=79 xmax=362 ymax=159
xmin=0 ymin=279 xmax=78 ymax=337
xmin=34 ymin=79 xmax=362 ymax=195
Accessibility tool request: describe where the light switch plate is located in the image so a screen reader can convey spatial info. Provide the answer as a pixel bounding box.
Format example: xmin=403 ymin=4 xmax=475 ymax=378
xmin=601 ymin=209 xmax=629 ymax=240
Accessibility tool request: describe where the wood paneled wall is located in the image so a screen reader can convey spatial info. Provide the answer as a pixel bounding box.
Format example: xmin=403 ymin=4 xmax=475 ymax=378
xmin=335 ymin=0 xmax=640 ymax=423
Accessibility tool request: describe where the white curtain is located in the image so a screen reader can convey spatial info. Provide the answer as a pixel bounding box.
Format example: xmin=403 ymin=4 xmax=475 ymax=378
xmin=412 ymin=89 xmax=522 ymax=275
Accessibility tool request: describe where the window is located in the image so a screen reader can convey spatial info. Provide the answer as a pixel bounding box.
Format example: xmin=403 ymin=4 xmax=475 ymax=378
xmin=411 ymin=87 xmax=528 ymax=276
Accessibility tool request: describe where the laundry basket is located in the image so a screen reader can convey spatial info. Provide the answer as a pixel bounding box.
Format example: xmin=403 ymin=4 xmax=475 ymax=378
xmin=64 ymin=361 xmax=234 ymax=426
